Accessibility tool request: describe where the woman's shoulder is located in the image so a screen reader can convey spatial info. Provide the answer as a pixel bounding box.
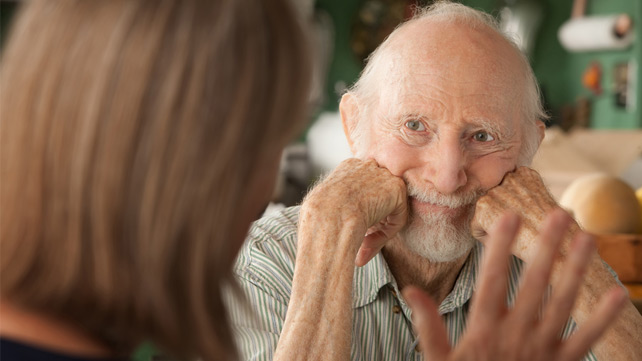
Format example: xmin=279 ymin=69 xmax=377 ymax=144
xmin=0 ymin=338 xmax=129 ymax=361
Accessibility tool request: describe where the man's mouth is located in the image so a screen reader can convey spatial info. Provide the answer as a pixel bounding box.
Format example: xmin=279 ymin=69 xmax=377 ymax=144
xmin=409 ymin=196 xmax=468 ymax=217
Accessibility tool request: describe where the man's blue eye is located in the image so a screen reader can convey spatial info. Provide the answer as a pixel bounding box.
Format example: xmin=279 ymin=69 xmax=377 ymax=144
xmin=473 ymin=131 xmax=495 ymax=142
xmin=405 ymin=120 xmax=425 ymax=131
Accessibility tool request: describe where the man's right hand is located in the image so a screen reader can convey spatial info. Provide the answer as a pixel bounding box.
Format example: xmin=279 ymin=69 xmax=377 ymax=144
xmin=301 ymin=158 xmax=408 ymax=266
xmin=274 ymin=158 xmax=407 ymax=361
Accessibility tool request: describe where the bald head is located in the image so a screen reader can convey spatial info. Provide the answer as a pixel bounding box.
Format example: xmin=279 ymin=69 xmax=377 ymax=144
xmin=344 ymin=1 xmax=546 ymax=164
xmin=379 ymin=18 xmax=526 ymax=117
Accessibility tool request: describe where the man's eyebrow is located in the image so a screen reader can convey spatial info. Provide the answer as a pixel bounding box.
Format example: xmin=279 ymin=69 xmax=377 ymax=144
xmin=466 ymin=118 xmax=516 ymax=139
xmin=388 ymin=110 xmax=441 ymax=123
xmin=383 ymin=111 xmax=517 ymax=139
xmin=379 ymin=111 xmax=428 ymax=126
xmin=397 ymin=113 xmax=431 ymax=121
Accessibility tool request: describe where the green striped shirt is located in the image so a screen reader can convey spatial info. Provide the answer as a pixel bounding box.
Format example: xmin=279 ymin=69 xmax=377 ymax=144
xmin=227 ymin=206 xmax=596 ymax=360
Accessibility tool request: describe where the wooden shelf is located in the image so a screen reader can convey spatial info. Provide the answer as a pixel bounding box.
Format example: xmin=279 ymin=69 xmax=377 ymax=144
xmin=594 ymin=233 xmax=642 ymax=283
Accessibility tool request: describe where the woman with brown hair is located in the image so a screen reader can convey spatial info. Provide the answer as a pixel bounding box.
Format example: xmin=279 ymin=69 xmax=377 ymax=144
xmin=0 ymin=0 xmax=311 ymax=360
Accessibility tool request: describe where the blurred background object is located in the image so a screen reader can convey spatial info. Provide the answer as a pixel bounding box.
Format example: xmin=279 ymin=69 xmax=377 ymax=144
xmin=557 ymin=173 xmax=642 ymax=284
xmin=558 ymin=0 xmax=634 ymax=53
xmin=350 ymin=0 xmax=431 ymax=63
xmin=582 ymin=61 xmax=603 ymax=95
xmin=559 ymin=173 xmax=642 ymax=235
xmin=499 ymin=0 xmax=544 ymax=57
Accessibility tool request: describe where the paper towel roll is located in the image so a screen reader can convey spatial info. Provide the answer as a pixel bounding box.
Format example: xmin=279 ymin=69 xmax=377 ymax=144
xmin=558 ymin=15 xmax=634 ymax=52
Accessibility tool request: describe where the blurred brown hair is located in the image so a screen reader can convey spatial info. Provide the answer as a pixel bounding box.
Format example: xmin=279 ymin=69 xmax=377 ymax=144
xmin=0 ymin=0 xmax=311 ymax=359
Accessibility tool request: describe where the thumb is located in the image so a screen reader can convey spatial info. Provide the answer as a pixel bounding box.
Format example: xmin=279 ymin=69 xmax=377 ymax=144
xmin=354 ymin=230 xmax=391 ymax=267
xmin=355 ymin=206 xmax=407 ymax=267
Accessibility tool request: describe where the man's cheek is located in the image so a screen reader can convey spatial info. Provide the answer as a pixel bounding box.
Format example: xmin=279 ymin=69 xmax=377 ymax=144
xmin=469 ymin=156 xmax=519 ymax=191
xmin=371 ymin=149 xmax=413 ymax=178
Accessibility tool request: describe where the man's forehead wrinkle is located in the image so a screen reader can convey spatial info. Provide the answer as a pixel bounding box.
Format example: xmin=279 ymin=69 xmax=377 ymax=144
xmin=382 ymin=50 xmax=518 ymax=97
xmin=378 ymin=112 xmax=401 ymax=133
xmin=383 ymin=86 xmax=508 ymax=114
xmin=370 ymin=17 xmax=528 ymax=136
xmin=468 ymin=117 xmax=516 ymax=140
xmin=380 ymin=89 xmax=445 ymax=123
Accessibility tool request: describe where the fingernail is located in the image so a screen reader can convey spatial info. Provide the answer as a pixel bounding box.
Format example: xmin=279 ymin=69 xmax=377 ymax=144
xmin=356 ymin=248 xmax=372 ymax=267
xmin=402 ymin=287 xmax=420 ymax=307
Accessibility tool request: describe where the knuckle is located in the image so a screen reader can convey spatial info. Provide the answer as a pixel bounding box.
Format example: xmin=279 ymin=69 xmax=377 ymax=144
xmin=478 ymin=191 xmax=497 ymax=204
xmin=474 ymin=198 xmax=488 ymax=210
xmin=505 ymin=174 xmax=520 ymax=187
xmin=516 ymin=166 xmax=529 ymax=174
xmin=341 ymin=157 xmax=359 ymax=168
xmin=394 ymin=177 xmax=406 ymax=189
xmin=364 ymin=158 xmax=378 ymax=168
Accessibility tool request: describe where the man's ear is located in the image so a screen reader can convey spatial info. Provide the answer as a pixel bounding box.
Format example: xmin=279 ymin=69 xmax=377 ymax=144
xmin=339 ymin=93 xmax=360 ymax=155
xmin=536 ymin=120 xmax=546 ymax=145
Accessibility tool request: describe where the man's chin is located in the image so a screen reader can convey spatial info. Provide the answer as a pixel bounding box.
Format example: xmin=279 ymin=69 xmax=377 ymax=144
xmin=401 ymin=207 xmax=476 ymax=263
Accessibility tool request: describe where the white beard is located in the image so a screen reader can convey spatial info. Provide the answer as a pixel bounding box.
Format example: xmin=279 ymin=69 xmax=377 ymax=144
xmin=400 ymin=183 xmax=481 ymax=262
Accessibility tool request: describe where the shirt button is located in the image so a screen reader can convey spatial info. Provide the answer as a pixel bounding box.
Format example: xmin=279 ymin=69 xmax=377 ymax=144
xmin=415 ymin=343 xmax=421 ymax=352
xmin=392 ymin=305 xmax=401 ymax=314
xmin=390 ymin=288 xmax=398 ymax=298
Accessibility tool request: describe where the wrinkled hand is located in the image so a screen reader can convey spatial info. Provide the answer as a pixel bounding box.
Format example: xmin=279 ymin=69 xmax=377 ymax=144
xmin=404 ymin=210 xmax=626 ymax=361
xmin=302 ymin=158 xmax=408 ymax=266
xmin=472 ymin=167 xmax=561 ymax=264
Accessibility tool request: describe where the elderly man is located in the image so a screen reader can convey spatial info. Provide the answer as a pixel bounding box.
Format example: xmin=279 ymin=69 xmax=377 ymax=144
xmin=227 ymin=2 xmax=641 ymax=360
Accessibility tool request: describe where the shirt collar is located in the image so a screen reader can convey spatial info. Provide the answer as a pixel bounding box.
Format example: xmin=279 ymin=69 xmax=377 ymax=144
xmin=438 ymin=241 xmax=482 ymax=314
xmin=352 ymin=241 xmax=483 ymax=312
xmin=351 ymin=252 xmax=395 ymax=308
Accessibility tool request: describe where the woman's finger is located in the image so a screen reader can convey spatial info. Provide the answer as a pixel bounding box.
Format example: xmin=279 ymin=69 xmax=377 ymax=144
xmin=538 ymin=231 xmax=595 ymax=344
xmin=468 ymin=212 xmax=520 ymax=328
xmin=557 ymin=287 xmax=627 ymax=361
xmin=404 ymin=286 xmax=451 ymax=360
xmin=510 ymin=210 xmax=571 ymax=333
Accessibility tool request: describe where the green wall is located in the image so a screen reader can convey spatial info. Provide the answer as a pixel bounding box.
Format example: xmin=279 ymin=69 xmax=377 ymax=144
xmin=530 ymin=0 xmax=641 ymax=129
xmin=315 ymin=0 xmax=364 ymax=113
xmin=315 ymin=0 xmax=642 ymax=128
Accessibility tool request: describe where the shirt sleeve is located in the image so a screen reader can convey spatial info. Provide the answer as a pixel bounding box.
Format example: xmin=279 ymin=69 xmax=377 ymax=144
xmin=225 ymin=208 xmax=300 ymax=361
xmin=226 ymin=274 xmax=289 ymax=361
xmin=559 ymin=318 xmax=598 ymax=361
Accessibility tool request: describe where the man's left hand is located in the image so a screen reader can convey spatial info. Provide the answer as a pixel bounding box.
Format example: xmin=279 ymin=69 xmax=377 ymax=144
xmin=471 ymin=166 xmax=563 ymax=264
xmin=470 ymin=166 xmax=642 ymax=361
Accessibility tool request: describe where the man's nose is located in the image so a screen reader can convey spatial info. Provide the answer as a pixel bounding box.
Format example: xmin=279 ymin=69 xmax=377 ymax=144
xmin=424 ymin=136 xmax=468 ymax=194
